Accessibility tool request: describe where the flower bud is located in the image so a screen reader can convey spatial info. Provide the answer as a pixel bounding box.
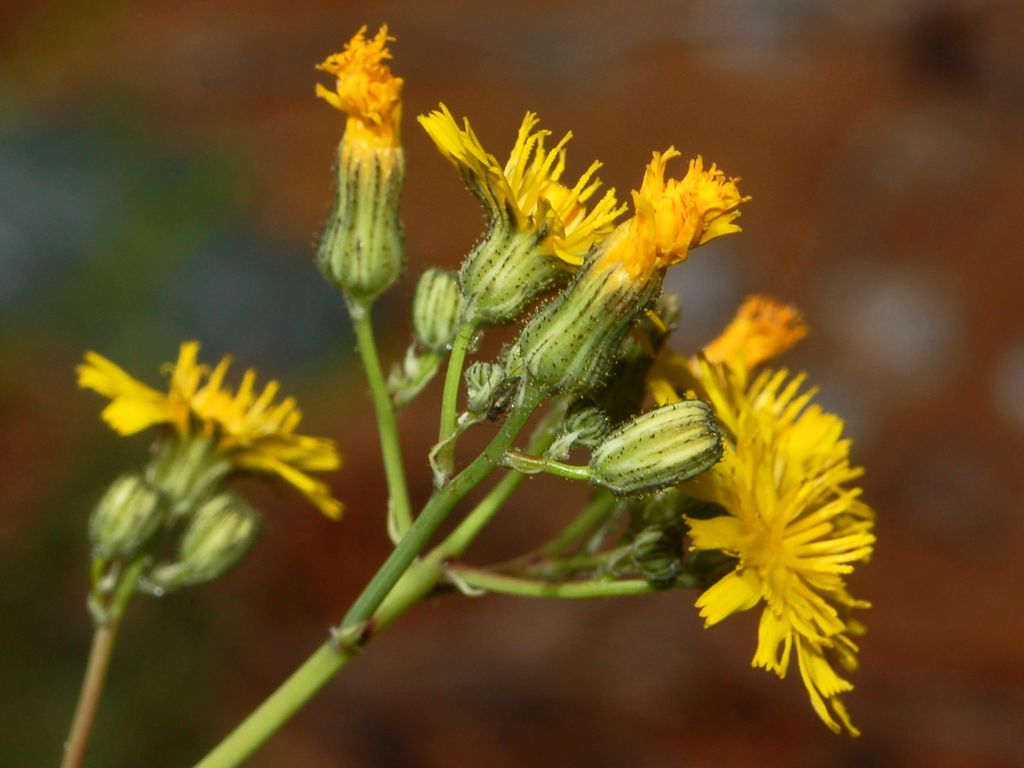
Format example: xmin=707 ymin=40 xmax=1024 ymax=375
xmin=464 ymin=361 xmax=509 ymax=416
xmin=317 ymin=142 xmax=406 ymax=301
xmin=589 ymin=400 xmax=722 ymax=495
xmin=460 ymin=227 xmax=568 ymax=326
xmin=516 ymin=227 xmax=664 ymax=395
xmin=150 ymin=493 xmax=261 ymax=589
xmin=413 ymin=269 xmax=463 ymax=351
xmin=561 ymin=402 xmax=611 ymax=449
xmin=89 ymin=474 xmax=166 ymax=559
xmin=630 ymin=526 xmax=683 ymax=584
xmin=316 ymin=26 xmax=406 ymax=302
xmin=146 ymin=437 xmax=230 ymax=519
xmin=516 ymin=148 xmax=747 ymax=396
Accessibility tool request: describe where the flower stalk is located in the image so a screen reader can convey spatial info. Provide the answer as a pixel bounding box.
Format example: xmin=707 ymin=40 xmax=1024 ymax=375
xmin=435 ymin=321 xmax=477 ymax=481
xmin=348 ymin=296 xmax=414 ymax=536
xmin=194 ymin=384 xmax=545 ymax=767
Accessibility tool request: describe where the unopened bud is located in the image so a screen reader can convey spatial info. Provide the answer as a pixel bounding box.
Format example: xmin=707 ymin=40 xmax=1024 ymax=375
xmin=562 ymin=402 xmax=611 ymax=449
xmin=89 ymin=474 xmax=166 ymax=559
xmin=516 ymin=231 xmax=663 ymax=395
xmin=631 ymin=526 xmax=683 ymax=584
xmin=413 ymin=269 xmax=463 ymax=351
xmin=146 ymin=437 xmax=230 ymax=518
xmin=589 ymin=400 xmax=722 ymax=495
xmin=317 ymin=142 xmax=406 ymax=301
xmin=151 ymin=493 xmax=261 ymax=589
xmin=465 ymin=361 xmax=509 ymax=416
xmin=460 ymin=228 xmax=569 ymax=326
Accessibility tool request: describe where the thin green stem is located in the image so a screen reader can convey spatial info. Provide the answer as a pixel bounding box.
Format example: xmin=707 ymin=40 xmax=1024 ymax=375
xmin=193 ymin=385 xmax=545 ymax=768
xmin=502 ymin=450 xmax=591 ymax=482
xmin=62 ymin=623 xmax=119 ymax=768
xmin=435 ymin=321 xmax=476 ymax=478
xmin=347 ymin=296 xmax=413 ymax=537
xmin=448 ymin=565 xmax=675 ymax=599
xmin=339 ymin=384 xmax=542 ymax=630
xmin=62 ymin=557 xmax=146 ymax=768
xmin=434 ymin=406 xmax=561 ymax=559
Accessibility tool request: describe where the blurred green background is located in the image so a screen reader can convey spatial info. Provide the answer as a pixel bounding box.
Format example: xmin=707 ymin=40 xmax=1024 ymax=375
xmin=2 ymin=1 xmax=1023 ymax=766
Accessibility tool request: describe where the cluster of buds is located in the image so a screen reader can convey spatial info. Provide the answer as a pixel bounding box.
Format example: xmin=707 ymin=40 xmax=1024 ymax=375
xmin=72 ymin=24 xmax=873 ymax=753
xmin=78 ymin=341 xmax=342 ymax=620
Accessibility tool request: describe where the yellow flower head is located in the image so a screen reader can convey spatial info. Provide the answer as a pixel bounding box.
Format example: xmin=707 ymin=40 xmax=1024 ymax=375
xmin=684 ymin=363 xmax=874 ymax=735
xmin=316 ymin=25 xmax=403 ymax=149
xmin=703 ymin=295 xmax=808 ymax=375
xmin=647 ymin=295 xmax=805 ymax=406
xmin=600 ymin=149 xmax=748 ymax=283
xmin=418 ymin=104 xmax=625 ymax=265
xmin=77 ymin=342 xmax=343 ymax=519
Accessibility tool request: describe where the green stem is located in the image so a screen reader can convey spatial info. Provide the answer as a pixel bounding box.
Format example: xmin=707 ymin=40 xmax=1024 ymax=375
xmin=62 ymin=557 xmax=146 ymax=768
xmin=193 ymin=385 xmax=545 ymax=768
xmin=347 ymin=296 xmax=413 ymax=537
xmin=338 ymin=384 xmax=541 ymax=630
xmin=502 ymin=450 xmax=591 ymax=482
xmin=61 ymin=623 xmax=119 ymax=768
xmin=448 ymin=566 xmax=675 ymax=599
xmin=435 ymin=322 xmax=476 ymax=478
xmin=434 ymin=407 xmax=561 ymax=559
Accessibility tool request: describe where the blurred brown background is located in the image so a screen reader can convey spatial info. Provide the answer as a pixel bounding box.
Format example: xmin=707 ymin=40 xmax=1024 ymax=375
xmin=2 ymin=1 xmax=1023 ymax=766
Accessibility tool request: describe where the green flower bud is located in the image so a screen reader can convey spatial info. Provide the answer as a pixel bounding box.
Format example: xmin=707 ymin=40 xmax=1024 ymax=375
xmin=589 ymin=400 xmax=722 ymax=495
xmin=413 ymin=269 xmax=463 ymax=351
xmin=631 ymin=526 xmax=683 ymax=584
xmin=460 ymin=227 xmax=569 ymax=326
xmin=515 ymin=231 xmax=663 ymax=395
xmin=464 ymin=361 xmax=509 ymax=416
xmin=562 ymin=402 xmax=611 ymax=449
xmin=150 ymin=493 xmax=261 ymax=590
xmin=317 ymin=142 xmax=406 ymax=301
xmin=146 ymin=437 xmax=230 ymax=519
xmin=89 ymin=474 xmax=166 ymax=559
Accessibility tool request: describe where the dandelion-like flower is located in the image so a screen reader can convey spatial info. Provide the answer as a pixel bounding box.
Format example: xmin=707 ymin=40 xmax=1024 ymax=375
xmin=316 ymin=24 xmax=403 ymax=151
xmin=77 ymin=341 xmax=343 ymax=519
xmin=420 ymin=105 xmax=622 ymax=264
xmin=648 ymin=295 xmax=807 ymax=406
xmin=703 ymin=295 xmax=807 ymax=372
xmin=419 ymin=105 xmax=625 ymax=324
xmin=596 ymin=149 xmax=747 ymax=284
xmin=315 ymin=25 xmax=406 ymax=301
xmin=518 ymin=149 xmax=749 ymax=395
xmin=683 ymin=362 xmax=874 ymax=735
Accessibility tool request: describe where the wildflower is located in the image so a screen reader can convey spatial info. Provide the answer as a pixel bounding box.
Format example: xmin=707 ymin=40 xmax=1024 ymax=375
xmin=702 ymin=295 xmax=808 ymax=375
xmin=77 ymin=341 xmax=343 ymax=519
xmin=316 ymin=25 xmax=405 ymax=300
xmin=648 ymin=295 xmax=807 ymax=405
xmin=316 ymin=24 xmax=403 ymax=152
xmin=517 ymin=149 xmax=748 ymax=395
xmin=419 ymin=105 xmax=624 ymax=324
xmin=683 ymin=362 xmax=874 ymax=735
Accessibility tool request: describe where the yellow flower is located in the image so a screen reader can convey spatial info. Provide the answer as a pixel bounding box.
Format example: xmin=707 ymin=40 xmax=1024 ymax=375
xmin=418 ymin=104 xmax=624 ymax=265
xmin=316 ymin=24 xmax=403 ymax=150
xmin=703 ymin=295 xmax=808 ymax=375
xmin=683 ymin=362 xmax=874 ymax=735
xmin=597 ymin=149 xmax=748 ymax=284
xmin=77 ymin=342 xmax=343 ymax=519
xmin=648 ymin=295 xmax=807 ymax=406
xmin=516 ymin=150 xmax=748 ymax=395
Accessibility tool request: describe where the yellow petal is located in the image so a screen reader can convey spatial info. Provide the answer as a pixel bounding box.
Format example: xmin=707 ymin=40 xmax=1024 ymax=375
xmin=695 ymin=568 xmax=762 ymax=626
